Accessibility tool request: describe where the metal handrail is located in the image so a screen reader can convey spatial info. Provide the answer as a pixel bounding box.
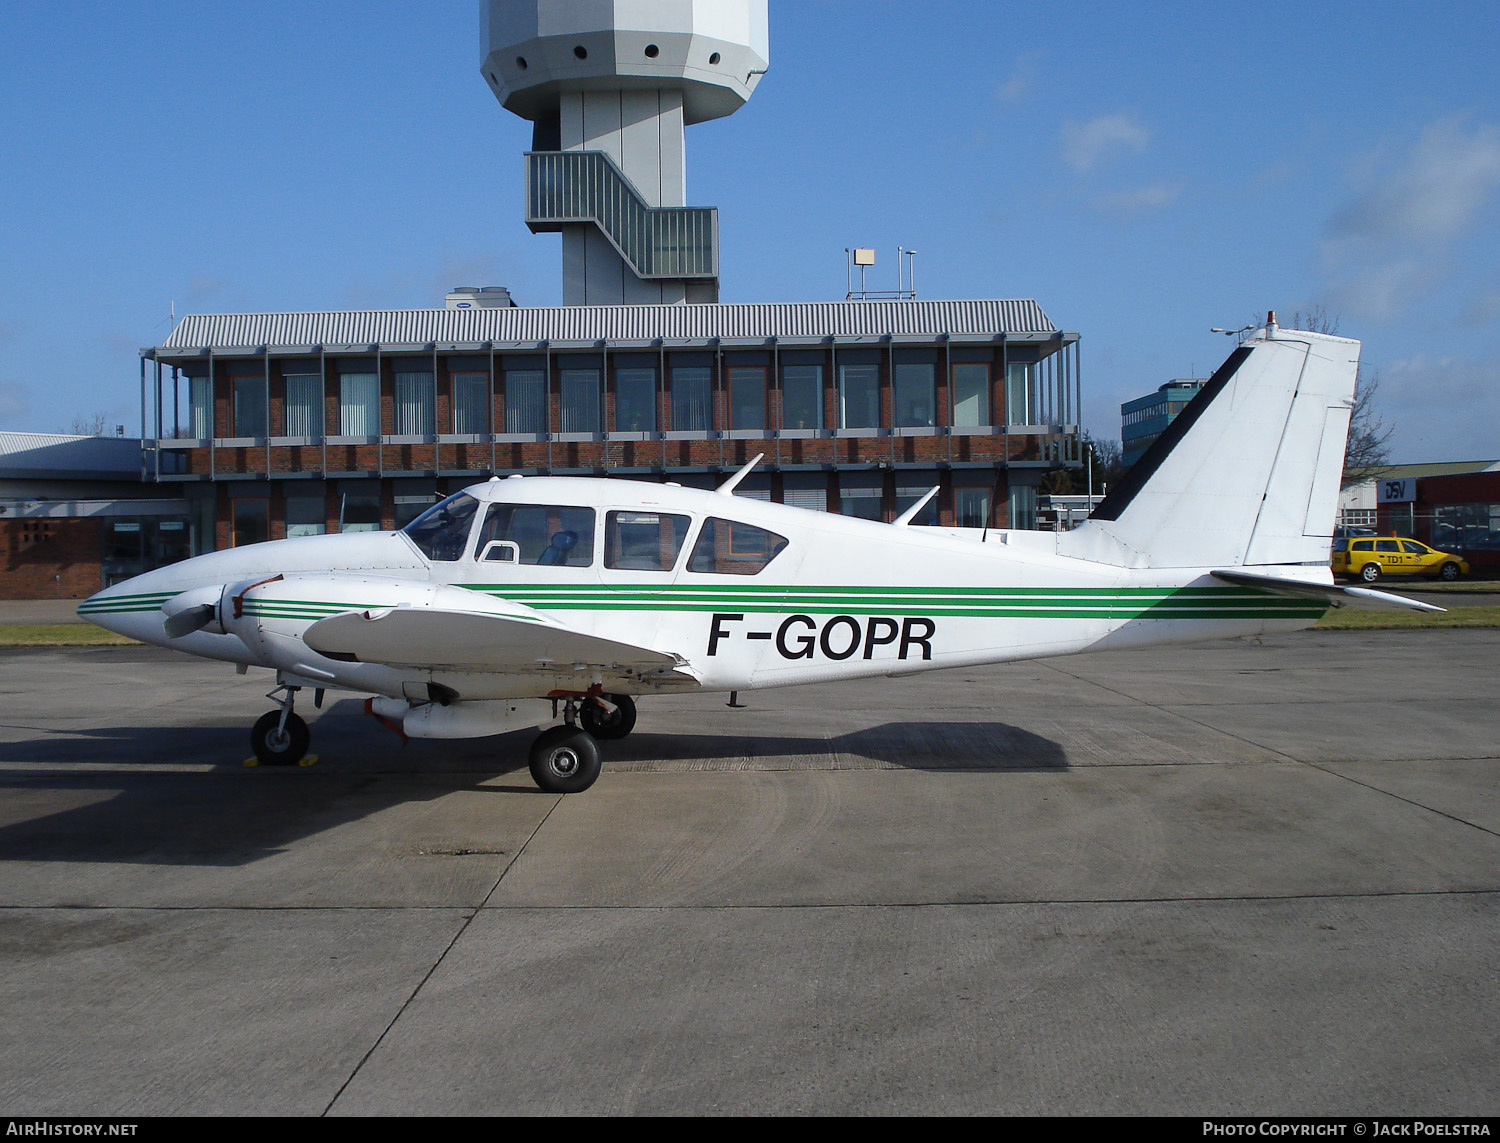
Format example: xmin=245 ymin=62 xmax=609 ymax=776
xmin=525 ymin=151 xmax=718 ymax=280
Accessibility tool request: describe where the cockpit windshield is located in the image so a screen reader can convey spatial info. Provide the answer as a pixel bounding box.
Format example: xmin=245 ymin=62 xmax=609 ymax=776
xmin=401 ymin=492 xmax=479 ymax=562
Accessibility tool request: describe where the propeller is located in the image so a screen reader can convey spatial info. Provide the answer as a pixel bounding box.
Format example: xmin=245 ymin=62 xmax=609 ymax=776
xmin=159 ymin=585 xmax=228 ymax=638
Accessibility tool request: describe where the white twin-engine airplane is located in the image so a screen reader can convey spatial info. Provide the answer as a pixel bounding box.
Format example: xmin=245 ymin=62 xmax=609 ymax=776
xmin=81 ymin=319 xmax=1434 ymax=792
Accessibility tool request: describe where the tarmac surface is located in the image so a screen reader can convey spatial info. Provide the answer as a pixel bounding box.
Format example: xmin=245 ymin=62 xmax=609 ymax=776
xmin=0 ymin=629 xmax=1497 ymax=1116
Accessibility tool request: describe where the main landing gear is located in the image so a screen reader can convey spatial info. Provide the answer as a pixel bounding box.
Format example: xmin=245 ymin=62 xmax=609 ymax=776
xmin=528 ymin=693 xmax=637 ymax=794
xmin=251 ymin=685 xmax=311 ymax=766
xmin=245 ymin=687 xmax=638 ymax=792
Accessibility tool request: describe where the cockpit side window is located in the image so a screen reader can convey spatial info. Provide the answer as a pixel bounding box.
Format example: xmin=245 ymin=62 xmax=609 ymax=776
xmin=402 ymin=492 xmax=479 ymax=562
xmin=687 ymin=517 xmax=788 ymax=575
xmin=605 ymin=511 xmax=691 ymax=572
xmin=477 ymin=504 xmax=596 ymax=566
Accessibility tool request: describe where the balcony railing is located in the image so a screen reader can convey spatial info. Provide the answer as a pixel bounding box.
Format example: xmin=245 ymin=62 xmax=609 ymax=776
xmin=525 ymin=151 xmax=717 ymax=280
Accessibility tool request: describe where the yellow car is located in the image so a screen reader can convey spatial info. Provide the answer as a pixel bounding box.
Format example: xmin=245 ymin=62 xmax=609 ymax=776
xmin=1332 ymin=536 xmax=1469 ymax=583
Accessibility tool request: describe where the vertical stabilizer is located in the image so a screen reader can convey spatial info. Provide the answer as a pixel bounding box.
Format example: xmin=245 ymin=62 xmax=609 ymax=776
xmin=1058 ymin=324 xmax=1360 ymax=569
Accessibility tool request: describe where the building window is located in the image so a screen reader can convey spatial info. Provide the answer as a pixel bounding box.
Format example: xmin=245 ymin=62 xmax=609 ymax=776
xmin=952 ymin=362 xmax=989 ymax=427
xmin=284 ymin=489 xmax=326 ymax=538
xmin=451 ymin=371 xmax=489 ymax=434
xmin=394 ymin=371 xmax=435 ymax=436
xmin=892 ymin=355 xmax=935 ymax=428
xmin=283 ymin=374 xmax=321 ymax=438
xmin=671 ymin=363 xmax=712 ymax=432
xmin=780 ymin=363 xmax=823 ymax=429
xmin=231 ymin=498 xmax=269 ymax=546
xmin=232 ymin=375 xmax=267 ymax=438
xmin=559 ymin=368 xmax=601 ymax=433
xmin=339 ymin=372 xmax=380 ymax=436
xmin=896 ymin=481 xmax=939 ymax=525
xmin=614 ymin=366 xmax=657 ymax=432
xmin=838 ymin=473 xmax=884 ymax=520
xmin=955 ymin=486 xmax=991 ymax=529
xmin=1009 ymin=484 xmax=1038 ymax=530
xmin=728 ymin=366 xmax=766 ymax=430
xmin=504 ymin=367 xmax=546 ymax=434
xmin=1006 ymin=363 xmax=1037 ymax=426
xmin=188 ymin=375 xmax=212 ymax=438
xmin=393 ymin=480 xmax=441 ymax=529
xmin=838 ymin=360 xmax=880 ymax=429
xmin=339 ymin=484 xmax=381 ymax=532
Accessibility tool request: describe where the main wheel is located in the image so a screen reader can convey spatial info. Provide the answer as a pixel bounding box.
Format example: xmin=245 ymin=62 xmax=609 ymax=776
xmin=529 ymin=725 xmax=602 ymax=793
xmin=1440 ymin=561 xmax=1462 ymax=581
xmin=251 ymin=710 xmax=309 ymax=766
xmin=1360 ymin=562 xmax=1381 ymax=582
xmin=580 ymin=693 xmax=637 ymax=740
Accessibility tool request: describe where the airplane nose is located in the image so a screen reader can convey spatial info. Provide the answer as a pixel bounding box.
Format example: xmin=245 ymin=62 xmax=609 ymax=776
xmin=76 ymin=580 xmax=179 ymax=642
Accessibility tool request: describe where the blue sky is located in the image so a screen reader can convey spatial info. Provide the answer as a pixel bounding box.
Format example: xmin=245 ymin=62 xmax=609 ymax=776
xmin=2 ymin=1 xmax=1498 ymax=462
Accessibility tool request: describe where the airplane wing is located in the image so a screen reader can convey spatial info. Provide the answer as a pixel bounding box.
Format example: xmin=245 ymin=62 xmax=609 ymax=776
xmin=1210 ymin=569 xmax=1445 ymax=613
xmin=304 ymin=605 xmax=694 ymax=678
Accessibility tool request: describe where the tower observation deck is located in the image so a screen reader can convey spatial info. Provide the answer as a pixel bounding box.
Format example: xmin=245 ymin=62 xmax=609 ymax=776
xmin=481 ymin=0 xmax=769 ymax=305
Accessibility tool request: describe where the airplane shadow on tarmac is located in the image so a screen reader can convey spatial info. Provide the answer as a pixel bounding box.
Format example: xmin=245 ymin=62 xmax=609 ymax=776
xmin=0 ymin=698 xmax=1066 ymax=867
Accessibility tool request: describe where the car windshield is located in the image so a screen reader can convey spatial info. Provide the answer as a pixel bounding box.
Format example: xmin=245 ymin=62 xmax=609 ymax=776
xmin=402 ymin=492 xmax=479 ymax=562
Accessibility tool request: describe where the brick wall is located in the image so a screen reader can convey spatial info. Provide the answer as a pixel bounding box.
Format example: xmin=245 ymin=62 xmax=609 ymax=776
xmin=1 ymin=518 xmax=103 ymax=599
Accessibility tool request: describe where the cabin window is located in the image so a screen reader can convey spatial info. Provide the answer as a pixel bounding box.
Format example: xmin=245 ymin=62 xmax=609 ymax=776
xmin=605 ymin=511 xmax=690 ymax=571
xmin=687 ymin=518 xmax=788 ymax=575
xmin=476 ymin=504 xmax=595 ymax=566
xmin=402 ymin=492 xmax=479 ymax=561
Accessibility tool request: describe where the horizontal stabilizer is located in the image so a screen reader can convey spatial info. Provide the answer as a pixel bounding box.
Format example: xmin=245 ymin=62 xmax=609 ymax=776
xmin=305 ymin=606 xmax=685 ymax=672
xmin=1210 ymin=570 xmax=1445 ymax=613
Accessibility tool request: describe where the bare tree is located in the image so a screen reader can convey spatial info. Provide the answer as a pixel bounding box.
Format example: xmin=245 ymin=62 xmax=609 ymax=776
xmin=1343 ymin=367 xmax=1394 ymax=486
xmin=1284 ymin=309 xmax=1392 ymax=485
xmin=69 ymin=412 xmax=109 ymax=436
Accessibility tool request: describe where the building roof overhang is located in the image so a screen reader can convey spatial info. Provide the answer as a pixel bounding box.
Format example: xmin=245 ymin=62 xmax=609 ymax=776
xmin=142 ymin=300 xmax=1071 ymax=364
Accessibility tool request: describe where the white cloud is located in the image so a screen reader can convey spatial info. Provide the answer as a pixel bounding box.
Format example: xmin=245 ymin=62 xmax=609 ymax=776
xmin=1379 ymin=354 xmax=1500 ymax=462
xmin=995 ymin=51 xmax=1042 ymax=106
xmin=1061 ymin=111 xmax=1149 ymax=173
xmin=1328 ymin=117 xmax=1500 ymax=243
xmin=1321 ymin=117 xmax=1500 ymax=320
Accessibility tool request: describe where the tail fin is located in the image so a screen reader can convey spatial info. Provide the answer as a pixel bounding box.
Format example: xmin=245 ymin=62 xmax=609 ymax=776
xmin=1058 ymin=321 xmax=1360 ymax=570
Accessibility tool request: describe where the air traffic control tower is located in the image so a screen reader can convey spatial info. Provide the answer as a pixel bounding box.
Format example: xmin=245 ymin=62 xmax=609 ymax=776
xmin=481 ymin=0 xmax=768 ymax=305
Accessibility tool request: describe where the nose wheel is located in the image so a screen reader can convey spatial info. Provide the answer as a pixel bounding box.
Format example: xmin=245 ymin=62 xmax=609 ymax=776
xmin=251 ymin=686 xmax=310 ymax=766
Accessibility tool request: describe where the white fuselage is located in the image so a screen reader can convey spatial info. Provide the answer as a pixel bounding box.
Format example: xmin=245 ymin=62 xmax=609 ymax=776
xmin=80 ymin=475 xmax=1327 ymax=706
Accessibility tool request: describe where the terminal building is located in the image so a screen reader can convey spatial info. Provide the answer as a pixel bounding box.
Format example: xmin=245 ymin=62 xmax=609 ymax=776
xmin=1121 ymin=378 xmax=1208 ymax=467
xmin=124 ymin=1 xmax=1081 ymax=571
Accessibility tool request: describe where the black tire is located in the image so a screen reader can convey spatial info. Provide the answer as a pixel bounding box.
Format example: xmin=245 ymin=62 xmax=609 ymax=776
xmin=529 ymin=725 xmax=602 ymax=793
xmin=1360 ymin=562 xmax=1381 ymax=583
xmin=1440 ymin=562 xmax=1462 ymax=581
xmin=251 ymin=710 xmax=309 ymax=766
xmin=580 ymin=693 xmax=637 ymax=740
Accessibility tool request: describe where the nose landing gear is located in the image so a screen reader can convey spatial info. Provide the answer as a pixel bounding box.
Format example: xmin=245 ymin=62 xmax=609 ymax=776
xmin=251 ymin=685 xmax=310 ymax=766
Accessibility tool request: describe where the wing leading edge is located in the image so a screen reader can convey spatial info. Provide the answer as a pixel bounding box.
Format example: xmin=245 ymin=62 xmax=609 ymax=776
xmin=305 ymin=606 xmax=693 ymax=678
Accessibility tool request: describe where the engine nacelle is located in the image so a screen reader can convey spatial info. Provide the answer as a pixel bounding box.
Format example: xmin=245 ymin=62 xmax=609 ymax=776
xmin=369 ymin=696 xmax=552 ymax=740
